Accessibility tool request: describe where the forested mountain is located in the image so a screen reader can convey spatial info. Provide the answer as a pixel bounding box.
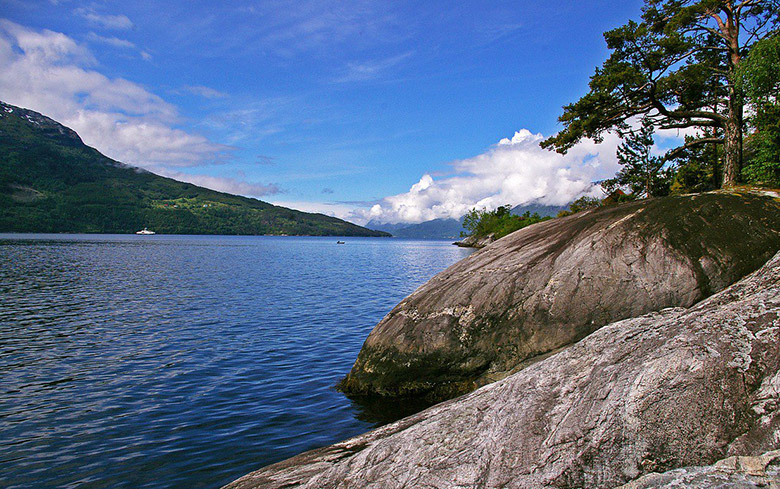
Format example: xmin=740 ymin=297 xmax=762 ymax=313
xmin=0 ymin=102 xmax=389 ymax=236
xmin=367 ymin=218 xmax=465 ymax=239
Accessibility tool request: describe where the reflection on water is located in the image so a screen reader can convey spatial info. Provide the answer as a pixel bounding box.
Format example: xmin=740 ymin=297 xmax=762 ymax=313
xmin=0 ymin=234 xmax=472 ymax=489
xmin=348 ymin=395 xmax=440 ymax=426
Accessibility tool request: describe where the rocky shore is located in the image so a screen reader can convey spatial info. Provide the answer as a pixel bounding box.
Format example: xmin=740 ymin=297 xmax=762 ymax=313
xmin=225 ymin=189 xmax=780 ymax=489
xmin=340 ymin=190 xmax=780 ymax=401
xmin=452 ymin=232 xmax=495 ymax=248
xmin=226 ymin=248 xmax=780 ymax=488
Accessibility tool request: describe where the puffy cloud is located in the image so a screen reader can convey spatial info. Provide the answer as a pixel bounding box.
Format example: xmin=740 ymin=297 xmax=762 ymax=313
xmin=1 ymin=20 xmax=94 ymax=65
xmin=360 ymin=129 xmax=623 ymax=224
xmin=0 ymin=20 xmax=228 ymax=168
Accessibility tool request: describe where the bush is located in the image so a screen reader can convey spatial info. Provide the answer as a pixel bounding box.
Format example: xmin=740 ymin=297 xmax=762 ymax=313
xmin=462 ymin=205 xmax=550 ymax=240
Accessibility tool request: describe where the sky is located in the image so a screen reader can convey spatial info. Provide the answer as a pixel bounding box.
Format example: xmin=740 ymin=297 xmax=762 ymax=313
xmin=0 ymin=0 xmax=648 ymax=225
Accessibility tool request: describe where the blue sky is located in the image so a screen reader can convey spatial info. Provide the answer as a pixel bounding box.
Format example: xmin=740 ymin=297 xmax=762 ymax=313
xmin=0 ymin=0 xmax=646 ymax=224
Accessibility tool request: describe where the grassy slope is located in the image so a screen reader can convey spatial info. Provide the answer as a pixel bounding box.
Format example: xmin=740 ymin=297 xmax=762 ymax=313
xmin=0 ymin=102 xmax=388 ymax=236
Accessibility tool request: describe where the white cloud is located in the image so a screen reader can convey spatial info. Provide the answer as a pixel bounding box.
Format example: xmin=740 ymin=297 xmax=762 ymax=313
xmin=156 ymin=170 xmax=281 ymax=198
xmin=332 ymin=51 xmax=414 ymax=83
xmin=357 ymin=129 xmax=623 ymax=225
xmin=75 ymin=8 xmax=134 ymax=30
xmin=181 ymin=85 xmax=228 ymax=99
xmin=0 ymin=20 xmax=94 ymax=65
xmin=86 ymin=32 xmax=135 ymax=49
xmin=270 ymin=200 xmax=359 ymax=221
xmin=0 ymin=20 xmax=228 ymax=168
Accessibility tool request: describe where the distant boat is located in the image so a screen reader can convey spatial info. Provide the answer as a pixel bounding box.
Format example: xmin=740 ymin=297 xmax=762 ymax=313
xmin=136 ymin=228 xmax=155 ymax=235
xmin=336 ymin=240 xmax=345 ymax=244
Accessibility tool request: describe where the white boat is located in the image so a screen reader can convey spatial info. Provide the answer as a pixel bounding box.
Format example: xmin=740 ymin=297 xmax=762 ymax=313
xmin=136 ymin=228 xmax=156 ymax=235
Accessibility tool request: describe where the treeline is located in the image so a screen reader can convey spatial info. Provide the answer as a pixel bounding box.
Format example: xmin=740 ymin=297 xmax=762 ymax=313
xmin=461 ymin=205 xmax=551 ymax=240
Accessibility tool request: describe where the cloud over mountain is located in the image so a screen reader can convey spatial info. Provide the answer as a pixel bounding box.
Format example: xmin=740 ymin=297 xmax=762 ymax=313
xmin=360 ymin=129 xmax=623 ymax=224
xmin=0 ymin=20 xmax=229 ymax=170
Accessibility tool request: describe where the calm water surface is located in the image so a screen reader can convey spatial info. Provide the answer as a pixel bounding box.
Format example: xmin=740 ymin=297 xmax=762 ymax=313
xmin=0 ymin=234 xmax=473 ymax=489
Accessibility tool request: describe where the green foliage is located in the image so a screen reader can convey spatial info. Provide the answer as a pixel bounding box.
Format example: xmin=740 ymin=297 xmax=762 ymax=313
xmin=0 ymin=103 xmax=390 ymax=236
xmin=556 ymin=196 xmax=602 ymax=217
xmin=738 ymin=34 xmax=780 ymax=186
xmin=461 ymin=205 xmax=550 ymax=240
xmin=542 ymin=0 xmax=780 ymax=187
xmin=601 ymin=121 xmax=672 ymax=198
xmin=669 ymin=137 xmax=722 ymax=193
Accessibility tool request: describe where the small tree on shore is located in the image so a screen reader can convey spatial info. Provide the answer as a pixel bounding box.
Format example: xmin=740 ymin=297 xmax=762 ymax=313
xmin=462 ymin=205 xmax=549 ymax=239
xmin=602 ymin=120 xmax=671 ymax=198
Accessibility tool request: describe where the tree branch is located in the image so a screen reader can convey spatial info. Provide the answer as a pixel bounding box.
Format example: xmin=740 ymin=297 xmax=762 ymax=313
xmin=648 ymin=83 xmax=727 ymax=123
xmin=660 ymin=120 xmax=720 ymax=129
xmin=664 ymin=137 xmax=724 ymax=160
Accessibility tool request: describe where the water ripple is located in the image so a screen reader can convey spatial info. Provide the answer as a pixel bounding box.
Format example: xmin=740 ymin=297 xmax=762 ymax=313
xmin=0 ymin=235 xmax=472 ymax=489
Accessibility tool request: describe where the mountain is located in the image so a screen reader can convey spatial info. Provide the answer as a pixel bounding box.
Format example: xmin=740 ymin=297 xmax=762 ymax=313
xmin=510 ymin=200 xmax=569 ymax=217
xmin=368 ymin=218 xmax=465 ymax=239
xmin=393 ymin=218 xmax=464 ymax=239
xmin=370 ymin=203 xmax=567 ymax=240
xmin=0 ymin=102 xmax=389 ymax=236
xmin=364 ymin=221 xmax=409 ymax=235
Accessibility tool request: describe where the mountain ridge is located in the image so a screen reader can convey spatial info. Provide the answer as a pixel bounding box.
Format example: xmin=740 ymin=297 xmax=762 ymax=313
xmin=369 ymin=202 xmax=569 ymax=240
xmin=0 ymin=102 xmax=389 ymax=237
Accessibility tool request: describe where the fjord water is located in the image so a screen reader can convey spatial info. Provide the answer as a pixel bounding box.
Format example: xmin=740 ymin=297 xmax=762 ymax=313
xmin=0 ymin=234 xmax=472 ymax=489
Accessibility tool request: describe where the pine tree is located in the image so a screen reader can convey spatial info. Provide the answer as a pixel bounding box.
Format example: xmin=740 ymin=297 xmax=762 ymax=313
xmin=602 ymin=121 xmax=669 ymax=198
xmin=542 ymin=0 xmax=780 ymax=187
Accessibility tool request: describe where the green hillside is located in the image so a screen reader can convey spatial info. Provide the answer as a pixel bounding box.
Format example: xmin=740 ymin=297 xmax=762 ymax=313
xmin=0 ymin=102 xmax=388 ymax=236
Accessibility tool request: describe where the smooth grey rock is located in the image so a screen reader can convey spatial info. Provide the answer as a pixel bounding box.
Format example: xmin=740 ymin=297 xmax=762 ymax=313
xmin=340 ymin=191 xmax=780 ymax=400
xmin=453 ymin=233 xmax=495 ymax=248
xmin=225 ymin=251 xmax=780 ymax=489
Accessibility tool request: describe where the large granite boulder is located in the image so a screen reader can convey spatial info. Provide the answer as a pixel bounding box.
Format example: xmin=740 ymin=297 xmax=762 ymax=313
xmin=226 ymin=250 xmax=780 ymax=489
xmin=340 ymin=190 xmax=780 ymax=400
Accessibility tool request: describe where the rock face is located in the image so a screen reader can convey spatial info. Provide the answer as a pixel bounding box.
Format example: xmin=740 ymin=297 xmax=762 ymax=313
xmin=340 ymin=191 xmax=780 ymax=400
xmin=225 ymin=251 xmax=780 ymax=489
xmin=617 ymin=451 xmax=780 ymax=489
xmin=453 ymin=232 xmax=495 ymax=248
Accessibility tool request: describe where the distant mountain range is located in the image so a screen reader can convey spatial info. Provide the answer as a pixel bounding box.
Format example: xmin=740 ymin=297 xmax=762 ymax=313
xmin=510 ymin=202 xmax=569 ymax=218
xmin=369 ymin=202 xmax=570 ymax=240
xmin=0 ymin=101 xmax=389 ymax=237
xmin=368 ymin=218 xmax=465 ymax=239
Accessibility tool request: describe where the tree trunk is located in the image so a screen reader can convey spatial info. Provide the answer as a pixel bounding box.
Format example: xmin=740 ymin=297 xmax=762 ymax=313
xmin=723 ymin=73 xmax=744 ymax=187
xmin=722 ymin=2 xmax=743 ymax=187
xmin=646 ymin=169 xmax=652 ymax=198
xmin=723 ymin=119 xmax=742 ymax=187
